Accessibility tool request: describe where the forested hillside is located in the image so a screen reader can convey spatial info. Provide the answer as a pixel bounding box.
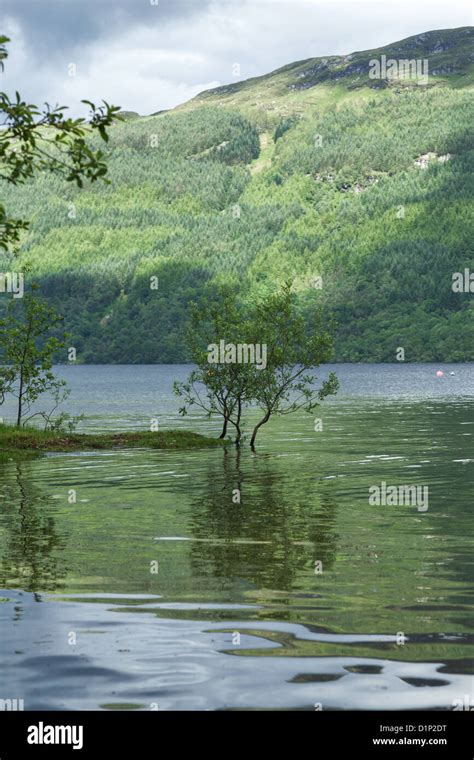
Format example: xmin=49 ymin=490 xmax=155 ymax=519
xmin=1 ymin=27 xmax=473 ymax=362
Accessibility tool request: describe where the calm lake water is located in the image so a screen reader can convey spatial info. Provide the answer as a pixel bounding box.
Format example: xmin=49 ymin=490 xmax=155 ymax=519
xmin=0 ymin=364 xmax=473 ymax=710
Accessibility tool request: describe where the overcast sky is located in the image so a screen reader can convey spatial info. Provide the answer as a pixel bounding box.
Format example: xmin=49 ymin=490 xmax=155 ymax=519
xmin=1 ymin=0 xmax=472 ymax=115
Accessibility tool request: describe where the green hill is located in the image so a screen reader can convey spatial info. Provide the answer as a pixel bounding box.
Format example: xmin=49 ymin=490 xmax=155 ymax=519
xmin=1 ymin=26 xmax=473 ymax=363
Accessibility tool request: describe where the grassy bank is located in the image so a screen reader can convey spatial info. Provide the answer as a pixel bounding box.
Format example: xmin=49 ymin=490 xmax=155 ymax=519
xmin=0 ymin=424 xmax=225 ymax=461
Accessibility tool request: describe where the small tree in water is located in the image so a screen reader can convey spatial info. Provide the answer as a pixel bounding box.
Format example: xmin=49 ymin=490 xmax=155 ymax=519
xmin=0 ymin=285 xmax=68 ymax=427
xmin=176 ymin=283 xmax=338 ymax=447
xmin=174 ymin=288 xmax=254 ymax=444
xmin=248 ymin=283 xmax=339 ymax=448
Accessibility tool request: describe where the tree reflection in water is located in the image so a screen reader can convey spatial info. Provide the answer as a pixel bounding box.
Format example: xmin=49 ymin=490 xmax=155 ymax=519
xmin=188 ymin=447 xmax=339 ymax=600
xmin=0 ymin=463 xmax=67 ymax=593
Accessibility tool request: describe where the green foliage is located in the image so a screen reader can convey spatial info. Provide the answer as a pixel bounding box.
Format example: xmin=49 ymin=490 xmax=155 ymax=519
xmin=274 ymin=116 xmax=299 ymax=142
xmin=248 ymin=283 xmax=339 ymax=446
xmin=1 ymin=30 xmax=473 ymax=362
xmin=0 ymin=35 xmax=121 ymax=259
xmin=174 ymin=288 xmax=256 ymax=442
xmin=0 ymin=287 xmax=67 ymax=426
xmin=175 ymin=284 xmax=339 ymax=446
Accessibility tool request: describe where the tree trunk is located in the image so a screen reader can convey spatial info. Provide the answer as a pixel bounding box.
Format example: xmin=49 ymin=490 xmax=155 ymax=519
xmin=250 ymin=411 xmax=271 ymax=449
xmin=16 ymin=311 xmax=32 ymax=428
xmin=16 ymin=375 xmax=24 ymax=428
xmin=234 ymin=399 xmax=242 ymax=446
xmin=219 ymin=415 xmax=229 ymax=439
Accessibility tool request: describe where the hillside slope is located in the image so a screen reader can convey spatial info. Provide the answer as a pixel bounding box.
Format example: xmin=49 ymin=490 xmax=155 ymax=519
xmin=1 ymin=27 xmax=473 ymax=363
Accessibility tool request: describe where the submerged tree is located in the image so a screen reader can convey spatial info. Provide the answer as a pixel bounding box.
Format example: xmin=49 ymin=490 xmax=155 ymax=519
xmin=0 ymin=285 xmax=68 ymax=427
xmin=175 ymin=283 xmax=339 ymax=447
xmin=248 ymin=283 xmax=339 ymax=448
xmin=174 ymin=288 xmax=255 ymax=444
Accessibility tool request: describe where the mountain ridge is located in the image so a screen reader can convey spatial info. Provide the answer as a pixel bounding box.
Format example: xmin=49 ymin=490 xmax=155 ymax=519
xmin=179 ymin=26 xmax=474 ymax=118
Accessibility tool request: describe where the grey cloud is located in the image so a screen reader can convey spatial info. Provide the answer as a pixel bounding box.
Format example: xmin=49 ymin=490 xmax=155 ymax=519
xmin=0 ymin=0 xmax=213 ymax=55
xmin=0 ymin=0 xmax=471 ymax=115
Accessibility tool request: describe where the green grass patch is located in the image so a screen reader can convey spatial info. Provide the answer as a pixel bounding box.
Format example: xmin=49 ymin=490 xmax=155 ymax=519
xmin=0 ymin=424 xmax=226 ymax=455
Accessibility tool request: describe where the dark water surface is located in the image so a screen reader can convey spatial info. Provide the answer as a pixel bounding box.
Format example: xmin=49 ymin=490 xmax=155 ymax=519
xmin=0 ymin=364 xmax=473 ymax=710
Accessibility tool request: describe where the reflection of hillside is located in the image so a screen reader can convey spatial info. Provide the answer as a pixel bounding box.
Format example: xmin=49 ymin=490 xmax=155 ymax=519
xmin=0 ymin=463 xmax=67 ymax=592
xmin=188 ymin=448 xmax=339 ymax=593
